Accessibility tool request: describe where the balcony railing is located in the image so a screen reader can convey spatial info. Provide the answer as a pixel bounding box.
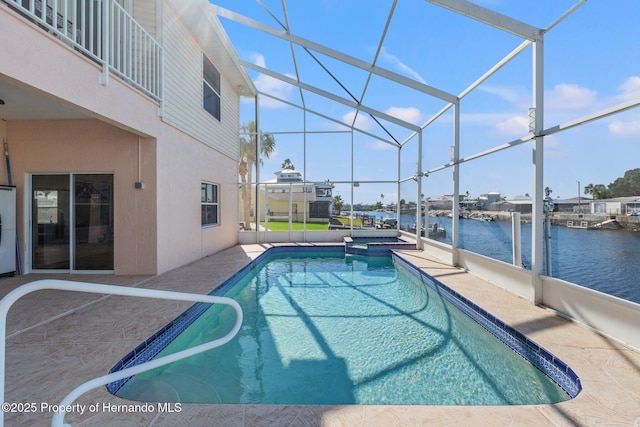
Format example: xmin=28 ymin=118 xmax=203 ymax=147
xmin=5 ymin=0 xmax=162 ymax=101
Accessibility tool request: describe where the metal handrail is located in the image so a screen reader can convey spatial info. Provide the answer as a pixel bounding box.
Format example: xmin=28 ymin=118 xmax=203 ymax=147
xmin=0 ymin=279 xmax=243 ymax=427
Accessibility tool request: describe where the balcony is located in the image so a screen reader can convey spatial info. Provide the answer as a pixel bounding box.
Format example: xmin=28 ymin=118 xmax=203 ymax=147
xmin=4 ymin=0 xmax=162 ymax=102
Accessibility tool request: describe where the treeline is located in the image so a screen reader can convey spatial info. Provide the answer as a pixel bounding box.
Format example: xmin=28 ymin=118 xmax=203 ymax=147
xmin=343 ymin=203 xmax=384 ymax=211
xmin=585 ymin=168 xmax=640 ymax=199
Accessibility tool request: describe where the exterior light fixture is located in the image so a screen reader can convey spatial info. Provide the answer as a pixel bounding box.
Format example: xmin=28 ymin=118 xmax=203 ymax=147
xmin=0 ymin=99 xmax=5 ymax=105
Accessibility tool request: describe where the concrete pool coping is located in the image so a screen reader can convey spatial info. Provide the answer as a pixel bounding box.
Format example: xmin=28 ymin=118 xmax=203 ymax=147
xmin=1 ymin=243 xmax=639 ymax=426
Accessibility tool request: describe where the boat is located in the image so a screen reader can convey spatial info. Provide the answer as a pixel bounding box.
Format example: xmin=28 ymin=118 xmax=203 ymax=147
xmin=592 ymin=219 xmax=623 ymax=230
xmin=377 ymin=217 xmax=398 ymax=229
xmin=567 ymin=220 xmax=588 ymax=229
xmin=426 ymin=222 xmax=446 ymax=238
xmin=469 ymin=213 xmax=495 ymax=221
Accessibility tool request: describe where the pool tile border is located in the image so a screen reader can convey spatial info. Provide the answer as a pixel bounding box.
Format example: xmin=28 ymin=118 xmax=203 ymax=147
xmin=107 ymin=245 xmax=581 ymax=401
xmin=392 ymin=253 xmax=582 ymax=398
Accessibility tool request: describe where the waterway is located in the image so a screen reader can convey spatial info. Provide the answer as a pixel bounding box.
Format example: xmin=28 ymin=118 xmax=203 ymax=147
xmin=355 ymin=211 xmax=640 ymax=305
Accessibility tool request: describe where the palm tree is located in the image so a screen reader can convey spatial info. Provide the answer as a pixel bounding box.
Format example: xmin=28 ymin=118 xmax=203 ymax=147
xmin=239 ymin=121 xmax=276 ymax=229
xmin=281 ymin=158 xmax=295 ymax=170
xmin=584 ymin=183 xmax=610 ymax=200
xmin=332 ymin=195 xmax=344 ymax=215
xmin=380 ymin=193 xmax=385 ymax=208
xmin=593 ymin=184 xmax=608 ymax=200
xmin=584 ymin=183 xmax=595 ymax=197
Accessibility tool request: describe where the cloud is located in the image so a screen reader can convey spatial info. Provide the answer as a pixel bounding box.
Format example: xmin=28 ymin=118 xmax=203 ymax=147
xmin=616 ymin=76 xmax=640 ymax=102
xmin=608 ymin=120 xmax=640 ymax=138
xmin=343 ymin=110 xmax=374 ymax=130
xmin=367 ymin=140 xmax=395 ymax=151
xmin=478 ymin=86 xmax=521 ymax=104
xmin=250 ymin=53 xmax=295 ymax=109
xmin=385 ymin=106 xmax=422 ymax=125
xmin=546 ymin=83 xmax=597 ymax=110
xmin=495 ymin=115 xmax=529 ymax=136
xmin=378 ymin=47 xmax=426 ymax=84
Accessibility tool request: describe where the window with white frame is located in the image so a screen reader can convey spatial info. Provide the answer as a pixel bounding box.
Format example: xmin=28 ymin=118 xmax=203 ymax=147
xmin=201 ymin=182 xmax=219 ymax=226
xmin=203 ymin=55 xmax=221 ymax=120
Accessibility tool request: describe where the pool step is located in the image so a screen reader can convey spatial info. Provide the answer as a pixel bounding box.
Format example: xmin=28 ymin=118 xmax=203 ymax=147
xmin=344 ymin=239 xmax=416 ymax=256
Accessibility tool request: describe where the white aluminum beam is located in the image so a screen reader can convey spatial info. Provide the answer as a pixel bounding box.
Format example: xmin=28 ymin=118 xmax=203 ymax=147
xmin=352 ymin=0 xmax=398 ymax=129
xmin=531 ymin=38 xmax=545 ymax=305
xmin=425 ymin=0 xmax=541 ymax=41
xmin=211 ymin=5 xmax=457 ymax=103
xmin=418 ymin=93 xmax=640 ymax=176
xmin=257 ymin=91 xmax=399 ymax=147
xmin=243 ymin=61 xmax=422 ymax=132
xmin=543 ymin=96 xmax=640 ymax=136
xmin=543 ymin=0 xmax=588 ymax=34
xmin=400 ymin=39 xmax=532 ymax=146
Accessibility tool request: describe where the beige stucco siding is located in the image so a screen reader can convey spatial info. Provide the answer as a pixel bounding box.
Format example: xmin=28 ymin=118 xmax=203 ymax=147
xmin=5 ymin=119 xmax=158 ymax=275
xmin=155 ymin=125 xmax=239 ymax=274
xmin=1 ymin=1 xmax=242 ymax=275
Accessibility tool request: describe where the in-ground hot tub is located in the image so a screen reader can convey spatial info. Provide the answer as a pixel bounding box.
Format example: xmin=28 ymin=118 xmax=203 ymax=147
xmin=344 ymin=236 xmax=415 ymax=256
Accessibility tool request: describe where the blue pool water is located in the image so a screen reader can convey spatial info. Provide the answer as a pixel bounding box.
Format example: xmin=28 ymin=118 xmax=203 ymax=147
xmin=110 ymin=248 xmax=579 ymax=405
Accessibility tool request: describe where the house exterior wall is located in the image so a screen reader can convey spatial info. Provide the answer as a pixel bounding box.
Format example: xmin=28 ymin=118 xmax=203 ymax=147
xmin=5 ymin=120 xmax=158 ymax=275
xmin=132 ymin=0 xmax=157 ymax=36
xmin=161 ymin=2 xmax=241 ymax=160
xmin=592 ymin=201 xmax=622 ymax=214
xmin=155 ymin=125 xmax=239 ymax=273
xmin=0 ymin=0 xmax=247 ymax=275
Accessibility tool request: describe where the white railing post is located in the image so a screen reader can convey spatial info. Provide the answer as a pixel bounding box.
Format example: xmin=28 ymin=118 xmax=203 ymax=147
xmin=7 ymin=0 xmax=162 ymax=100
xmin=0 ymin=280 xmax=243 ymax=427
xmin=511 ymin=211 xmax=522 ymax=267
xmin=99 ymin=0 xmax=110 ymax=86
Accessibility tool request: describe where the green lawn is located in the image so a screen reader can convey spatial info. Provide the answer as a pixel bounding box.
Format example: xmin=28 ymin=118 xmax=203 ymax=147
xmin=261 ymin=221 xmax=328 ymax=231
xmin=260 ymin=216 xmax=365 ymax=231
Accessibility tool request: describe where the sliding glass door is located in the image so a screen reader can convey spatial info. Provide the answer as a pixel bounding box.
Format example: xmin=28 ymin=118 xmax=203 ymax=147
xmin=32 ymin=175 xmax=71 ymax=270
xmin=32 ymin=174 xmax=114 ymax=272
xmin=74 ymin=174 xmax=114 ymax=270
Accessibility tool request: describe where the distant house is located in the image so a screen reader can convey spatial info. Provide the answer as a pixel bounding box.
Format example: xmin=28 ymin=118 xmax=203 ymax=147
xmin=256 ymin=169 xmax=333 ymax=222
xmin=497 ymin=196 xmax=532 ymax=213
xmin=552 ymin=197 xmax=592 ymax=213
xmin=478 ymin=192 xmax=502 ymax=210
xmin=428 ymin=195 xmax=454 ymax=210
xmin=590 ymin=196 xmax=640 ymax=215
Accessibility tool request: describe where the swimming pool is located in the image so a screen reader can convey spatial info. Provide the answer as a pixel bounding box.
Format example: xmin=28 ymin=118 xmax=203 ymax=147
xmin=108 ymin=246 xmax=580 ymax=405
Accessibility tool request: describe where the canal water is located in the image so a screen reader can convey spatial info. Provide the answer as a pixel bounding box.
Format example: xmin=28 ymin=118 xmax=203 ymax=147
xmin=359 ymin=211 xmax=640 ymax=304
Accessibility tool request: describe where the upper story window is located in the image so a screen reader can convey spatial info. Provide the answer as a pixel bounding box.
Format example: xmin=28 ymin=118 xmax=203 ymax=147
xmin=203 ymin=55 xmax=221 ymax=121
xmin=201 ymin=182 xmax=219 ymax=226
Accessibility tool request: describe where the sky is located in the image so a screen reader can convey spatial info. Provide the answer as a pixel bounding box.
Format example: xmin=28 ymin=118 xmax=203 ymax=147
xmin=210 ymin=0 xmax=640 ymax=204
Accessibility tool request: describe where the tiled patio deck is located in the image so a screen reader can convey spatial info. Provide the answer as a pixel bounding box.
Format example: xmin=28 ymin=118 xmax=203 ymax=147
xmin=1 ymin=244 xmax=638 ymax=426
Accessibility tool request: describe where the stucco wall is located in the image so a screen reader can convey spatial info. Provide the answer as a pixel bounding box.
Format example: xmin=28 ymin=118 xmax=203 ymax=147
xmin=5 ymin=119 xmax=158 ymax=275
xmin=1 ymin=1 xmax=242 ymax=276
xmin=5 ymin=119 xmax=240 ymax=276
xmin=155 ymin=125 xmax=239 ymax=274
